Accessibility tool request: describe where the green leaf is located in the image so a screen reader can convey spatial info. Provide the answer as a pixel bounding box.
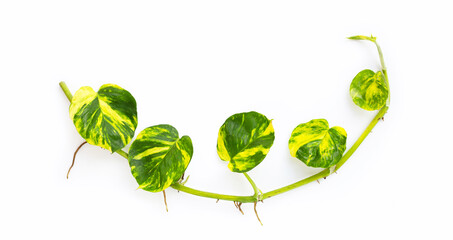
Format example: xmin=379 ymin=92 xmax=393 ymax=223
xmin=69 ymin=84 xmax=137 ymax=152
xmin=217 ymin=111 xmax=275 ymax=173
xmin=128 ymin=125 xmax=193 ymax=192
xmin=288 ymin=119 xmax=347 ymax=168
xmin=350 ymin=69 xmax=389 ymax=111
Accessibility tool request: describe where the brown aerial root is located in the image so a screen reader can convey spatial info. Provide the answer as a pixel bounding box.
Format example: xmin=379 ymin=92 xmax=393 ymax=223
xmin=216 ymin=199 xmax=219 ymax=203
xmin=66 ymin=141 xmax=88 ymax=179
xmin=254 ymin=201 xmax=263 ymax=226
xmin=233 ymin=201 xmax=244 ymax=215
xmin=237 ymin=202 xmax=244 ymax=215
xmin=163 ymin=190 xmax=168 ymax=212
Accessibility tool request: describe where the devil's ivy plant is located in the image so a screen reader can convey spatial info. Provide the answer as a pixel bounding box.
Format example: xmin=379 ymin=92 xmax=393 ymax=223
xmin=59 ymin=35 xmax=390 ymax=225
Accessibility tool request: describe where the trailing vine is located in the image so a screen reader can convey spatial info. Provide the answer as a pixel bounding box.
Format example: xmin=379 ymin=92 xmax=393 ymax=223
xmin=60 ymin=35 xmax=390 ymax=225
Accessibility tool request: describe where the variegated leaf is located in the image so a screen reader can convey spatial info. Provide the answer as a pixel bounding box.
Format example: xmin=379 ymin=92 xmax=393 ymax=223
xmin=288 ymin=119 xmax=347 ymax=168
xmin=69 ymin=84 xmax=137 ymax=152
xmin=217 ymin=111 xmax=275 ymax=173
xmin=350 ymin=69 xmax=389 ymax=111
xmin=128 ymin=125 xmax=193 ymax=192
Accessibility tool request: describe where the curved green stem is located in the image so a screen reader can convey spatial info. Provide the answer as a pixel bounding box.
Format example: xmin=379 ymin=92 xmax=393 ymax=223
xmin=374 ymin=41 xmax=387 ymax=74
xmin=335 ymin=106 xmax=388 ymax=170
xmin=263 ymin=36 xmax=390 ymax=200
xmin=261 ymin=105 xmax=388 ymax=200
xmin=373 ymin=40 xmax=390 ymax=105
xmin=114 ymin=149 xmax=258 ymax=202
xmin=171 ymin=182 xmax=256 ymax=203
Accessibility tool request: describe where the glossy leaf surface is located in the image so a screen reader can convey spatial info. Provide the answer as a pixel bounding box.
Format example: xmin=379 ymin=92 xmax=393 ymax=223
xmin=350 ymin=69 xmax=389 ymax=111
xmin=217 ymin=111 xmax=275 ymax=173
xmin=69 ymin=84 xmax=137 ymax=152
xmin=288 ymin=119 xmax=347 ymax=168
xmin=128 ymin=125 xmax=193 ymax=192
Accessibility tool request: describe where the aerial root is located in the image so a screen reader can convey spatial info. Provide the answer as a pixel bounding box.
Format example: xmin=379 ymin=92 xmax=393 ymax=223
xmin=237 ymin=202 xmax=244 ymax=215
xmin=254 ymin=201 xmax=263 ymax=226
xmin=216 ymin=199 xmax=219 ymax=203
xmin=66 ymin=141 xmax=88 ymax=179
xmin=232 ymin=201 xmax=244 ymax=215
xmin=163 ymin=190 xmax=168 ymax=212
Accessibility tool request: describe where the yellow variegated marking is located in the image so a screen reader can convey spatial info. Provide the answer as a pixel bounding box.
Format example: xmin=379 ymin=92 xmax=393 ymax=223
xmin=128 ymin=125 xmax=193 ymax=192
xmin=289 ymin=119 xmax=329 ymax=157
xmin=288 ymin=119 xmax=347 ymax=168
xmin=350 ymin=70 xmax=389 ymax=111
xmin=217 ymin=111 xmax=275 ymax=173
xmin=331 ymin=126 xmax=347 ymax=137
xmin=133 ymin=146 xmax=171 ymax=160
xmin=217 ymin=130 xmax=231 ymax=161
xmin=69 ymin=87 xmax=97 ymax=118
xmin=69 ymin=84 xmax=137 ymax=152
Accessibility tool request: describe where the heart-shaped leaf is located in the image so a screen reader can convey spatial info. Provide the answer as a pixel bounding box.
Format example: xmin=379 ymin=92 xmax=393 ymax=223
xmin=128 ymin=124 xmax=193 ymax=192
xmin=288 ymin=119 xmax=347 ymax=168
xmin=217 ymin=111 xmax=275 ymax=173
xmin=69 ymin=84 xmax=137 ymax=152
xmin=350 ymin=69 xmax=389 ymax=111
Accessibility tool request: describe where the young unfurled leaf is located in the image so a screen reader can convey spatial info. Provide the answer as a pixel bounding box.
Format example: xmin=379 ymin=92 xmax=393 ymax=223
xmin=288 ymin=119 xmax=346 ymax=168
xmin=348 ymin=35 xmax=376 ymax=42
xmin=128 ymin=125 xmax=193 ymax=192
xmin=350 ymin=69 xmax=389 ymax=111
xmin=69 ymin=84 xmax=137 ymax=152
xmin=217 ymin=111 xmax=275 ymax=173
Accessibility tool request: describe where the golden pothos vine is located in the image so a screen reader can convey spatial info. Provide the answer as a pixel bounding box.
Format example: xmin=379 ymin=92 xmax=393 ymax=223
xmin=59 ymin=35 xmax=390 ymax=225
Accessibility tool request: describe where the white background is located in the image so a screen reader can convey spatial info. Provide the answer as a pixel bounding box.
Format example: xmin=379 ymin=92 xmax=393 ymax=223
xmin=1 ymin=0 xmax=452 ymax=239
